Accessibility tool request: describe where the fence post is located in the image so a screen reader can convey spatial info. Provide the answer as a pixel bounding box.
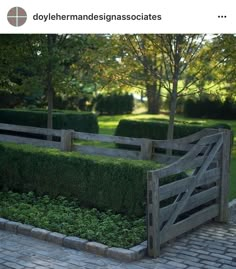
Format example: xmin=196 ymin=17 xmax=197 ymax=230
xmin=147 ymin=171 xmax=160 ymax=258
xmin=217 ymin=129 xmax=231 ymax=222
xmin=60 ymin=129 xmax=73 ymax=151
xmin=141 ymin=139 xmax=153 ymax=160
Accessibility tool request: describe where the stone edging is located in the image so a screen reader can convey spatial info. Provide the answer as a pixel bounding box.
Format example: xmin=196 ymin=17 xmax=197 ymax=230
xmin=0 ymin=217 xmax=146 ymax=262
xmin=229 ymin=199 xmax=236 ymax=209
xmin=228 ymin=198 xmax=236 ymax=219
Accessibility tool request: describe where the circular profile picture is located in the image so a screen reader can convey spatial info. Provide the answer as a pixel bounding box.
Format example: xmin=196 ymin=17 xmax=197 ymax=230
xmin=7 ymin=7 xmax=27 ymax=27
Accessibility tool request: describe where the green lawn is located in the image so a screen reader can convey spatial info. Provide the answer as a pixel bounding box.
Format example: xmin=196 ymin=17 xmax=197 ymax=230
xmin=98 ymin=113 xmax=236 ymax=200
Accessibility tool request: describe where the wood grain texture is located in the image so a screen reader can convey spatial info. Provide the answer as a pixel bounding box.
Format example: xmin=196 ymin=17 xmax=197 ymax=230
xmin=147 ymin=172 xmax=160 ymax=258
xmin=0 ymin=123 xmax=61 ymax=136
xmin=147 ymin=129 xmax=230 ymax=257
xmin=73 ymin=131 xmax=142 ymax=146
xmin=0 ymin=134 xmax=60 ymax=149
xmin=160 ymin=204 xmax=219 ymax=244
xmin=73 ymin=145 xmax=140 ymax=159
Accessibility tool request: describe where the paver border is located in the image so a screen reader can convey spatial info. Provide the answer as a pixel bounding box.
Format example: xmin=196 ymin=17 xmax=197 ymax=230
xmin=0 ymin=217 xmax=146 ymax=261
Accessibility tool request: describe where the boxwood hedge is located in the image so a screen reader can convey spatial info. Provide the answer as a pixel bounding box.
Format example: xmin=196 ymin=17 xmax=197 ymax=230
xmin=115 ymin=119 xmax=231 ymax=141
xmin=0 ymin=143 xmax=165 ymax=217
xmin=0 ymin=109 xmax=99 ymax=133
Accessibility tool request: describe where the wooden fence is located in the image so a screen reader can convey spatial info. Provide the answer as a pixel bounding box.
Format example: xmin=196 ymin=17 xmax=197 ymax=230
xmin=147 ymin=129 xmax=231 ymax=257
xmin=0 ymin=123 xmax=153 ymax=160
xmin=0 ymin=123 xmax=232 ymax=258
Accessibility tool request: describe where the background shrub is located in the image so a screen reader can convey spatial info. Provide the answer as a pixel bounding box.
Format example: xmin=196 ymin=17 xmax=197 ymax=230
xmin=95 ymin=94 xmax=134 ymax=115
xmin=0 ymin=109 xmax=99 ymax=133
xmin=184 ymin=97 xmax=236 ymax=119
xmin=115 ymin=119 xmax=231 ymax=141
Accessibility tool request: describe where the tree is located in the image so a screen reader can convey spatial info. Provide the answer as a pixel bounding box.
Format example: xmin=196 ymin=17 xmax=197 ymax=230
xmin=124 ymin=35 xmax=164 ymax=113
xmin=210 ymin=35 xmax=236 ymax=92
xmin=0 ymin=34 xmax=90 ymax=129
xmin=80 ymin=34 xmax=164 ymax=113
xmin=108 ymin=35 xmax=163 ymax=114
xmin=146 ymin=35 xmax=221 ymax=141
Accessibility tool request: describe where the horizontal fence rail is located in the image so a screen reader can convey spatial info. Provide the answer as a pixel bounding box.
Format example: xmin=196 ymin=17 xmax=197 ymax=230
xmin=0 ymin=123 xmax=62 ymax=149
xmin=0 ymin=123 xmax=61 ymax=136
xmin=73 ymin=144 xmax=141 ymax=159
xmin=73 ymin=131 xmax=142 ymax=146
xmin=0 ymin=123 xmax=151 ymax=159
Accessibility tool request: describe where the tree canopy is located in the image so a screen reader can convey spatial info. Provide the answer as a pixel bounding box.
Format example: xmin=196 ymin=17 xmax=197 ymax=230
xmin=0 ymin=34 xmax=235 ymax=138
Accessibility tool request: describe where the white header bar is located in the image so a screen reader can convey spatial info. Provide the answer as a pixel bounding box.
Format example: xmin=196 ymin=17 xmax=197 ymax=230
xmin=1 ymin=0 xmax=235 ymax=33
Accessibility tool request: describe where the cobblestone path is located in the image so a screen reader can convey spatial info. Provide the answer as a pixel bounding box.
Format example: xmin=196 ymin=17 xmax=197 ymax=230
xmin=1 ymin=223 xmax=236 ymax=269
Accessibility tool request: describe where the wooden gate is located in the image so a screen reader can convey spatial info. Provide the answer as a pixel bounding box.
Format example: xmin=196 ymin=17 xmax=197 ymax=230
xmin=147 ymin=129 xmax=231 ymax=258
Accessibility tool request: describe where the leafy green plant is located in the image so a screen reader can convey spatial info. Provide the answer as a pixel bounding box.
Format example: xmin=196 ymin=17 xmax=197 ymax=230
xmin=0 ymin=191 xmax=145 ymax=248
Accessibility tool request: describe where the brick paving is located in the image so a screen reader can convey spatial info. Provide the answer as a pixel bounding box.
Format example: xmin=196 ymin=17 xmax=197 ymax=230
xmin=1 ymin=223 xmax=236 ymax=268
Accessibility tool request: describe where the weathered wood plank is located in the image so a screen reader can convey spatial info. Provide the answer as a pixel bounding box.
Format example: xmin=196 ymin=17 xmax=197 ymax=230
xmin=140 ymin=139 xmax=152 ymax=160
xmin=73 ymin=132 xmax=142 ymax=146
xmin=153 ymin=152 xmax=220 ymax=167
xmin=160 ymin=134 xmax=223 ymax=230
xmin=147 ymin=172 xmax=160 ymax=258
xmin=152 ymin=153 xmax=180 ymax=164
xmin=166 ymin=128 xmax=218 ymax=144
xmin=73 ymin=145 xmax=140 ymax=159
xmin=197 ymin=132 xmax=223 ymax=146
xmin=150 ymin=145 xmax=205 ymax=179
xmin=60 ymin=130 xmax=73 ymax=151
xmin=159 ymin=168 xmax=221 ymax=201
xmin=0 ymin=134 xmax=61 ymax=149
xmin=152 ymin=128 xmax=218 ymax=147
xmin=150 ymin=134 xmax=223 ymax=179
xmin=0 ymin=123 xmax=61 ymax=137
xmin=217 ymin=129 xmax=231 ymax=222
xmin=160 ymin=186 xmax=219 ymax=224
xmin=153 ymin=141 xmax=196 ymax=151
xmin=160 ymin=204 xmax=219 ymax=245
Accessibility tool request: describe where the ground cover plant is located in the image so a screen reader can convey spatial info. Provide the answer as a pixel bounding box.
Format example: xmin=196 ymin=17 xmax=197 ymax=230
xmin=0 ymin=191 xmax=145 ymax=248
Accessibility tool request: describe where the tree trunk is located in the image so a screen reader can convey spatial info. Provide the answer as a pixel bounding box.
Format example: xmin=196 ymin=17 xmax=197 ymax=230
xmin=47 ymin=77 xmax=53 ymax=130
xmin=46 ymin=35 xmax=55 ymax=132
xmin=167 ymin=89 xmax=177 ymax=141
xmin=167 ymin=35 xmax=182 ymax=143
xmin=140 ymin=89 xmax=144 ymax=103
xmin=146 ymin=82 xmax=160 ymax=114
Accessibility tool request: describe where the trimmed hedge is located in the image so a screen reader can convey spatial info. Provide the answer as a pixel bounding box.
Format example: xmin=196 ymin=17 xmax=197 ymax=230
xmin=0 ymin=143 xmax=165 ymax=217
xmin=95 ymin=94 xmax=134 ymax=115
xmin=115 ymin=119 xmax=231 ymax=141
xmin=0 ymin=109 xmax=99 ymax=133
xmin=184 ymin=97 xmax=236 ymax=120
